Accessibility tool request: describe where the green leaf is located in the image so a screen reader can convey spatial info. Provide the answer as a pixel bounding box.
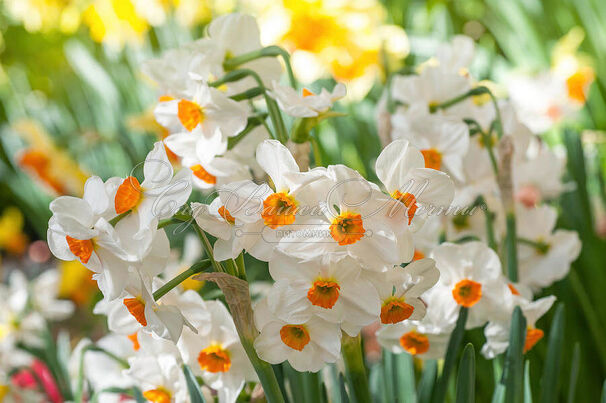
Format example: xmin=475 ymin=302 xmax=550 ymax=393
xmin=524 ymin=361 xmax=532 ymax=403
xmin=182 ymin=364 xmax=206 ymax=403
xmin=433 ymin=307 xmax=469 ymax=403
xmin=394 ymin=351 xmax=416 ymax=403
xmin=456 ymin=343 xmax=475 ymax=403
xmin=602 ymin=380 xmax=606 ymax=403
xmin=540 ymin=304 xmax=565 ymax=403
xmin=491 ymin=384 xmax=506 ymax=403
xmin=567 ymin=343 xmax=581 ymax=403
xmin=382 ymin=350 xmax=395 ymax=400
xmin=283 ymin=362 xmax=305 ymax=403
xmin=502 ymin=307 xmax=526 ymax=403
xmin=418 ymin=360 xmax=438 ymax=403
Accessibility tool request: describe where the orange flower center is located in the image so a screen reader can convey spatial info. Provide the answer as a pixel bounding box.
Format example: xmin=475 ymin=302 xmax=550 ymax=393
xmin=421 ymin=148 xmax=442 ymax=170
xmin=391 ymin=190 xmax=417 ymax=225
xmin=123 ymin=297 xmax=147 ymax=326
xmin=413 ymin=249 xmax=425 ymax=261
xmin=177 ymin=99 xmax=205 ymax=131
xmin=452 ymin=279 xmax=482 ymax=307
xmin=143 ymin=387 xmax=171 ymax=403
xmin=280 ymin=325 xmax=311 ymax=351
xmin=524 ymin=328 xmax=544 ymax=353
xmin=127 ymin=332 xmax=140 ymax=351
xmin=218 ymin=206 xmax=235 ymax=224
xmin=508 ymin=284 xmax=520 ymax=296
xmin=190 ymin=164 xmax=217 ymax=185
xmin=158 ymin=95 xmax=175 ymax=102
xmin=115 ymin=176 xmax=143 ymax=214
xmin=307 ymin=279 xmax=340 ymax=309
xmin=330 ymin=211 xmax=365 ymax=245
xmin=65 ymin=236 xmax=94 ymax=264
xmin=399 ymin=331 xmax=430 ymax=355
xmin=381 ymin=297 xmax=415 ymax=324
xmin=302 ymin=88 xmax=314 ymax=97
xmin=261 ymin=192 xmax=299 ymax=229
xmin=566 ymin=67 xmax=593 ymax=104
xmin=198 ymin=345 xmax=231 ymax=373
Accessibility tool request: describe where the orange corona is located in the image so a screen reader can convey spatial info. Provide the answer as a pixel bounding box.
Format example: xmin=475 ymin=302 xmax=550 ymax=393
xmin=190 ymin=164 xmax=217 ymax=185
xmin=280 ymin=325 xmax=311 ymax=351
xmin=399 ymin=331 xmax=430 ymax=355
xmin=391 ymin=190 xmax=417 ymax=225
xmin=177 ymin=99 xmax=205 ymax=131
xmin=123 ymin=297 xmax=147 ymax=326
xmin=65 ymin=236 xmax=94 ymax=264
xmin=421 ymin=148 xmax=442 ymax=170
xmin=198 ymin=345 xmax=231 ymax=373
xmin=330 ymin=212 xmax=365 ymax=245
xmin=143 ymin=387 xmax=171 ymax=403
xmin=524 ymin=328 xmax=544 ymax=353
xmin=261 ymin=192 xmax=299 ymax=229
xmin=307 ymin=279 xmax=341 ymax=309
xmin=381 ymin=297 xmax=415 ymax=324
xmin=115 ymin=176 xmax=143 ymax=214
xmin=452 ymin=279 xmax=482 ymax=307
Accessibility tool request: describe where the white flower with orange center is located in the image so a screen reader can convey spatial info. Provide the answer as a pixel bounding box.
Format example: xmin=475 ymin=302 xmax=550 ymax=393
xmin=434 ymin=35 xmax=476 ymax=75
xmin=268 ymin=81 xmax=346 ymax=117
xmin=279 ymin=163 xmax=411 ymax=270
xmin=516 ymin=204 xmax=581 ymax=290
xmin=391 ymin=105 xmax=470 ymax=180
xmin=375 ymin=139 xmax=455 ymax=231
xmin=376 ymin=320 xmax=451 ymax=360
xmin=424 ymin=241 xmax=507 ymax=329
xmin=371 ymin=258 xmax=439 ymax=325
xmin=481 ymin=295 xmax=556 ymax=359
xmin=178 ymin=300 xmax=256 ymax=403
xmin=113 ymin=142 xmax=192 ymax=239
xmin=266 ymin=252 xmax=380 ymax=336
xmin=513 ymin=146 xmax=566 ymax=207
xmin=253 ymin=297 xmax=341 ymax=373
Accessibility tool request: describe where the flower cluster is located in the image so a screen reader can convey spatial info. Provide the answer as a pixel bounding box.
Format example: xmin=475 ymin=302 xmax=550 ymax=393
xmin=37 ymin=13 xmax=582 ymax=403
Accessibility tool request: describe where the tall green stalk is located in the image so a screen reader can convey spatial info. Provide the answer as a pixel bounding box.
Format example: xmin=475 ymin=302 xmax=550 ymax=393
xmin=342 ymin=334 xmax=372 ymax=403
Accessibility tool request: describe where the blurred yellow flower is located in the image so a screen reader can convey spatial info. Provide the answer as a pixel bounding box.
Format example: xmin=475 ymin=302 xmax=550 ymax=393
xmin=247 ymin=0 xmax=408 ymax=98
xmin=3 ymin=0 xmax=81 ymax=33
xmin=0 ymin=207 xmax=28 ymax=256
xmin=58 ymin=260 xmax=97 ymax=306
xmin=552 ymin=27 xmax=594 ymax=104
xmin=13 ymin=120 xmax=88 ymax=196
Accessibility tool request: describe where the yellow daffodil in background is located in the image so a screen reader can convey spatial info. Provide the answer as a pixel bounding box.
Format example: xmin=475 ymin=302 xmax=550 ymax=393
xmin=246 ymin=0 xmax=409 ymax=98
xmin=3 ymin=0 xmax=81 ymax=33
xmin=58 ymin=260 xmax=98 ymax=306
xmin=0 ymin=207 xmax=28 ymax=255
xmin=551 ymin=27 xmax=595 ymax=104
xmin=14 ymin=120 xmax=89 ymax=196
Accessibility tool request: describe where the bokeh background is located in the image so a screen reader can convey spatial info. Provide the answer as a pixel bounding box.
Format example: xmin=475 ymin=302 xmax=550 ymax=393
xmin=1 ymin=0 xmax=605 ymax=401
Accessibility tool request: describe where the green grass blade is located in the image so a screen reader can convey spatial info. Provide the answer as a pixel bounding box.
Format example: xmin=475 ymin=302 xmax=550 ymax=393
xmin=182 ymin=364 xmax=206 ymax=403
xmin=283 ymin=363 xmax=305 ymax=403
xmin=492 ymin=384 xmax=506 ymax=403
xmin=455 ymin=343 xmax=475 ymax=403
xmin=523 ymin=361 xmax=532 ymax=403
xmin=382 ymin=350 xmax=395 ymax=400
xmin=567 ymin=343 xmax=581 ymax=403
xmin=395 ymin=351 xmax=416 ymax=403
xmin=502 ymin=307 xmax=526 ymax=403
xmin=419 ymin=360 xmax=438 ymax=403
xmin=540 ymin=304 xmax=565 ymax=403
xmin=433 ymin=307 xmax=469 ymax=403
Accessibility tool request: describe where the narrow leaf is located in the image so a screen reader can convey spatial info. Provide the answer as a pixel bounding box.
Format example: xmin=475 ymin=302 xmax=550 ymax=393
xmin=456 ymin=343 xmax=475 ymax=403
xmin=395 ymin=352 xmax=416 ymax=403
xmin=567 ymin=343 xmax=581 ymax=403
xmin=502 ymin=307 xmax=526 ymax=403
xmin=540 ymin=304 xmax=565 ymax=403
xmin=418 ymin=360 xmax=438 ymax=403
xmin=182 ymin=364 xmax=206 ymax=403
xmin=524 ymin=361 xmax=532 ymax=403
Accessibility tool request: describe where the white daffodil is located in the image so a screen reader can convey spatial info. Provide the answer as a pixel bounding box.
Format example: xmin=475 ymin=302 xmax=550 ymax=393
xmin=376 ymin=320 xmax=451 ymax=360
xmin=516 ymin=204 xmax=581 ymax=290
xmin=254 ymin=297 xmax=342 ymax=373
xmin=434 ymin=35 xmax=476 ymax=75
xmin=481 ymin=295 xmax=556 ymax=359
xmin=125 ymin=334 xmax=188 ymax=403
xmin=179 ymin=299 xmax=256 ymax=403
xmin=375 ymin=139 xmax=455 ymax=231
xmin=266 ymin=252 xmax=380 ymax=336
xmin=391 ymin=66 xmax=472 ymax=119
xmin=424 ymin=241 xmax=509 ymax=329
xmin=514 ymin=146 xmax=566 ymax=207
xmin=113 ymin=142 xmax=192 ymax=239
xmin=268 ymin=82 xmax=346 ymax=118
xmin=391 ymin=105 xmax=470 ymax=181
xmin=96 ymin=272 xmax=194 ymax=343
xmin=372 ymin=258 xmax=439 ymax=325
xmin=30 ymin=269 xmax=74 ymax=321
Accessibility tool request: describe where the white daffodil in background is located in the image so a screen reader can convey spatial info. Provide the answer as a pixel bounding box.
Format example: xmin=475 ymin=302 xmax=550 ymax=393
xmin=268 ymin=82 xmax=346 ymax=118
xmin=514 ymin=145 xmax=567 ymax=207
xmin=376 ymin=319 xmax=451 ymax=360
xmin=267 ymin=252 xmax=380 ymax=336
xmin=516 ymin=204 xmax=581 ymax=290
xmin=179 ymin=299 xmax=256 ymax=403
xmin=254 ymin=297 xmax=342 ymax=372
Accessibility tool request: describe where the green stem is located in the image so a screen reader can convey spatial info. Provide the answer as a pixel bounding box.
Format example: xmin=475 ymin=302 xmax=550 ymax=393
xmin=109 ymin=211 xmax=130 ymax=226
xmin=476 ymin=196 xmax=498 ymax=252
xmin=193 ymin=224 xmax=225 ymax=273
xmin=229 ymin=87 xmax=264 ymax=101
xmin=153 ymin=260 xmax=211 ymax=301
xmin=433 ymin=307 xmax=468 ymax=403
xmin=223 ymin=45 xmax=297 ymax=89
xmin=239 ymin=337 xmax=285 ymax=403
xmin=310 ymin=133 xmax=324 ymax=167
xmin=505 ymin=213 xmax=518 ymax=282
xmin=516 ymin=237 xmax=550 ymax=254
xmin=228 ymin=114 xmax=268 ymax=149
xmin=235 ymin=252 xmax=247 ymax=280
xmin=341 ymin=334 xmax=372 ymax=403
xmin=430 ymin=86 xmax=490 ymax=112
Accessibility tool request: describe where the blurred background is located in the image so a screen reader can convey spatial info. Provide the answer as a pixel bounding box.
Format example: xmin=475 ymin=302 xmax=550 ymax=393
xmin=1 ymin=0 xmax=605 ymax=401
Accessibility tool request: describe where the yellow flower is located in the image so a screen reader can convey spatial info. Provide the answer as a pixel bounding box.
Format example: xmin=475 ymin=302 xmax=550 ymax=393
xmin=552 ymin=27 xmax=594 ymax=104
xmin=13 ymin=119 xmax=88 ymax=196
xmin=58 ymin=260 xmax=97 ymax=306
xmin=3 ymin=0 xmax=81 ymax=33
xmin=0 ymin=207 xmax=28 ymax=255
